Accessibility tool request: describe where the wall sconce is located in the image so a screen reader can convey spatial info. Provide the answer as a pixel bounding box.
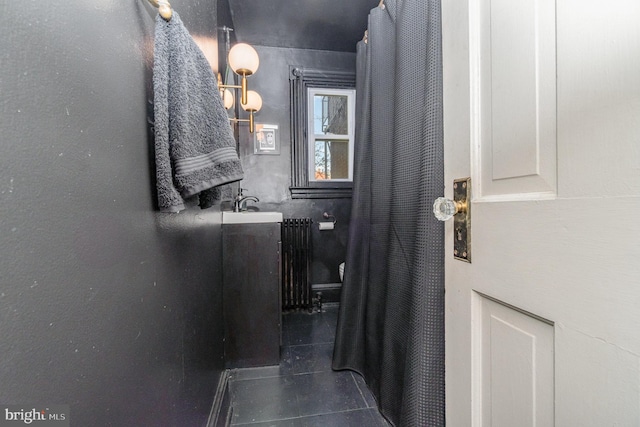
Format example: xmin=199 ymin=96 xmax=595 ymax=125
xmin=224 ymin=89 xmax=262 ymax=133
xmin=227 ymin=43 xmax=259 ymax=105
xmin=218 ymin=40 xmax=262 ymax=133
xmin=219 ymin=42 xmax=259 ymax=106
xmin=221 ymin=88 xmax=234 ymax=110
xmin=240 ymin=90 xmax=262 ymax=133
xmin=218 ymin=77 xmax=262 ymax=133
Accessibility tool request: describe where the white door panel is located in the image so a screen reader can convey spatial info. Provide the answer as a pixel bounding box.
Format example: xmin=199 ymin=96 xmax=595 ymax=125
xmin=475 ymin=294 xmax=555 ymax=427
xmin=443 ymin=0 xmax=640 ymax=425
xmin=476 ymin=0 xmax=557 ymax=199
xmin=555 ymin=326 xmax=640 ymax=426
xmin=556 ymin=0 xmax=640 ymax=199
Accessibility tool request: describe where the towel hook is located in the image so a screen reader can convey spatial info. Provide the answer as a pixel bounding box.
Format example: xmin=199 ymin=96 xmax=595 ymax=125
xmin=148 ymin=0 xmax=173 ymax=21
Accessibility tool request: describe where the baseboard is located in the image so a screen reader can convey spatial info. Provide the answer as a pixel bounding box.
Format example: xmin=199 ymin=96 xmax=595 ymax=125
xmin=311 ymin=282 xmax=342 ymax=290
xmin=311 ymin=283 xmax=342 ymax=303
xmin=206 ymin=369 xmax=232 ymax=427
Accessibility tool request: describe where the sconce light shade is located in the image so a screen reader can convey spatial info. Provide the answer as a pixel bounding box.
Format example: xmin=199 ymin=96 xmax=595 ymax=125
xmin=240 ymin=90 xmax=262 ymax=133
xmin=222 ymin=89 xmax=234 ymax=110
xmin=228 ymin=43 xmax=260 ymax=76
xmin=241 ymin=90 xmax=263 ymax=112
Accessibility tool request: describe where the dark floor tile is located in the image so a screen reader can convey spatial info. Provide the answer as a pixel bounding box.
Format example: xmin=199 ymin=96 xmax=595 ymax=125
xmin=295 ymin=371 xmax=368 ymax=417
xmin=283 ymin=310 xmax=321 ymax=327
xmin=294 ymin=408 xmax=387 ymax=427
xmin=233 ymin=419 xmax=297 ymax=427
xmin=230 ymin=347 xmax=293 ymax=380
xmin=279 ymin=346 xmax=295 ymax=374
xmin=286 ymin=322 xmax=334 ymax=346
xmin=370 ymin=408 xmax=392 ymax=426
xmin=350 ymin=371 xmax=378 ymax=408
xmin=230 ymin=376 xmax=300 ymax=424
xmin=319 ymin=308 xmax=338 ymax=338
xmin=320 ymin=307 xmax=339 ymax=327
xmin=230 ymin=304 xmax=389 ymax=427
xmin=288 ymin=343 xmax=334 ymax=374
xmin=284 ymin=306 xmax=338 ymax=327
xmin=325 ymin=326 xmax=336 ymax=343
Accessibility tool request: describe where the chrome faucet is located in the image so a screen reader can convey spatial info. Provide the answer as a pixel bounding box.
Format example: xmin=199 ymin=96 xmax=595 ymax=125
xmin=233 ymin=188 xmax=259 ymax=212
xmin=236 ymin=196 xmax=259 ymax=212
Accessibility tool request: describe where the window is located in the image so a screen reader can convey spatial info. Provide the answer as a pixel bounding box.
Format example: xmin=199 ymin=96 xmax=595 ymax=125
xmin=289 ymin=66 xmax=356 ymax=199
xmin=307 ymin=88 xmax=355 ymax=182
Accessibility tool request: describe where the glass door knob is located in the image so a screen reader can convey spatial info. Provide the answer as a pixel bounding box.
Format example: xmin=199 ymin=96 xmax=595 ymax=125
xmin=433 ymin=197 xmax=467 ymax=221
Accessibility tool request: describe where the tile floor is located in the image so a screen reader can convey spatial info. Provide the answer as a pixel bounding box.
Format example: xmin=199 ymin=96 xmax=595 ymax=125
xmin=228 ymin=304 xmax=390 ymax=426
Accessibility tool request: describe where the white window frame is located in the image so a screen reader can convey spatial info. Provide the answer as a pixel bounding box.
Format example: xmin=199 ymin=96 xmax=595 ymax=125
xmin=306 ymin=87 xmax=356 ymax=182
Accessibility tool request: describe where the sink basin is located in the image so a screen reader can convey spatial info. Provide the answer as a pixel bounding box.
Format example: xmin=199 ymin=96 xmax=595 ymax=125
xmin=222 ymin=211 xmax=283 ymax=224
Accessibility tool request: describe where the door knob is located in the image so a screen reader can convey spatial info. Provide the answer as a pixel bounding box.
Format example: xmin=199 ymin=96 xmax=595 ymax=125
xmin=434 ymin=178 xmax=471 ymax=262
xmin=433 ymin=197 xmax=467 ymax=221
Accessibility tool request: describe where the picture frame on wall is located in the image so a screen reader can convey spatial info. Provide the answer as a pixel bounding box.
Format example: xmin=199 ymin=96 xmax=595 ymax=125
xmin=254 ymin=124 xmax=280 ymax=155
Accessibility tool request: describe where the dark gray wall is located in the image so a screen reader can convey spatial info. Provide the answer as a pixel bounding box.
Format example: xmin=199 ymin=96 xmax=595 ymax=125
xmin=227 ymin=0 xmax=377 ymax=52
xmin=0 ymin=2 xmax=224 ymax=425
xmin=235 ymin=45 xmax=355 ymax=284
xmin=217 ymin=0 xmax=236 ymax=77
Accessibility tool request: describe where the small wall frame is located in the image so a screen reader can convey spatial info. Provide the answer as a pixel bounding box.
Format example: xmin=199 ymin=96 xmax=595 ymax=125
xmin=253 ymin=124 xmax=280 ymax=155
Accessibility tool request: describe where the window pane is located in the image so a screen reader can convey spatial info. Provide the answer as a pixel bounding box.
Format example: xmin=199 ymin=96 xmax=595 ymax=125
xmin=314 ymin=140 xmax=349 ymax=180
xmin=313 ymin=95 xmax=349 ymax=135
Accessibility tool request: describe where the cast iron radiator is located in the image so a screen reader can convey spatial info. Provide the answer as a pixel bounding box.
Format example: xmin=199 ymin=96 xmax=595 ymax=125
xmin=281 ymin=218 xmax=312 ymax=310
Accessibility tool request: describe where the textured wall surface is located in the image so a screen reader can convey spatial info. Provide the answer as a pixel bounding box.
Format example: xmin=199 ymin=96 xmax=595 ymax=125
xmin=235 ymin=45 xmax=355 ymax=284
xmin=227 ymin=0 xmax=377 ymax=52
xmin=0 ymin=1 xmax=225 ymax=425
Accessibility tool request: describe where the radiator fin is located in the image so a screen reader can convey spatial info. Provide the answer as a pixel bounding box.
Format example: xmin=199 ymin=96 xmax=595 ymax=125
xmin=281 ymin=218 xmax=312 ymax=310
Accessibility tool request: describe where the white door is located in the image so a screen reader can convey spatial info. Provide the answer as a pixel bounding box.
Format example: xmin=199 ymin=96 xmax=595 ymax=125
xmin=442 ymin=0 xmax=640 ymax=426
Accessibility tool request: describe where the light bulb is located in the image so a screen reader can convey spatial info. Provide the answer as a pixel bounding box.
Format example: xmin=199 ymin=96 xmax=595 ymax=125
xmin=221 ymin=89 xmax=234 ymax=110
xmin=241 ymin=90 xmax=262 ymax=112
xmin=228 ymin=43 xmax=260 ymax=75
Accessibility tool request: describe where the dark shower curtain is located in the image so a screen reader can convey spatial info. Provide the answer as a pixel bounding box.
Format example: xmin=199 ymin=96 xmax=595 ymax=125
xmin=332 ymin=0 xmax=444 ymax=425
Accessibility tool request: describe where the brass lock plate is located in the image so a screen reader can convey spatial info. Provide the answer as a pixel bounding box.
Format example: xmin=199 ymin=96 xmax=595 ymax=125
xmin=453 ymin=177 xmax=471 ymax=263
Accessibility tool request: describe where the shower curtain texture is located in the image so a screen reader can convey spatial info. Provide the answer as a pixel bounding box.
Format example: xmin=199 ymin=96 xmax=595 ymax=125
xmin=332 ymin=0 xmax=444 ymax=425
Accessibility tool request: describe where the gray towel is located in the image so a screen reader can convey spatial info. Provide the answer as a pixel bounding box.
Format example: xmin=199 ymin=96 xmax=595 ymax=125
xmin=153 ymin=12 xmax=243 ymax=212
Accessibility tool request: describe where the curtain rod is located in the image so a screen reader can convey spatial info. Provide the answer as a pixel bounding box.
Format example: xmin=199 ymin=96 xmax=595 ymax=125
xmin=147 ymin=0 xmax=173 ymax=21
